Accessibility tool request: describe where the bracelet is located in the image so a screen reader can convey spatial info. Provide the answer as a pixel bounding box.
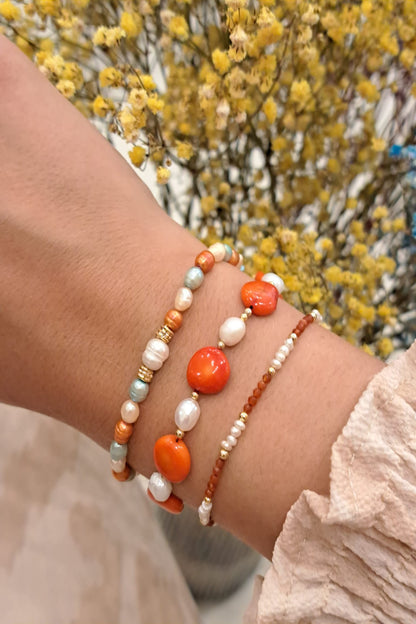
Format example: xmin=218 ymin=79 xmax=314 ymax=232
xmin=109 ymin=243 xmax=243 ymax=482
xmin=198 ymin=309 xmax=322 ymax=526
xmin=147 ymin=272 xmax=286 ymax=513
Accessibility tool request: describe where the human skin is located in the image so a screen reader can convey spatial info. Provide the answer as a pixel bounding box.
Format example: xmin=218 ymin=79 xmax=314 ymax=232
xmin=0 ymin=35 xmax=384 ymax=559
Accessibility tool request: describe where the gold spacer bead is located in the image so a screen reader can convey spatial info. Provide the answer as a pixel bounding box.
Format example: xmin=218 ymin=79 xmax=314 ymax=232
xmin=268 ymin=366 xmax=276 ymax=376
xmin=217 ymin=340 xmax=225 ymax=350
xmin=244 ymin=307 xmax=252 ymax=317
xmin=176 ymin=429 xmax=185 ymax=439
xmin=137 ymin=364 xmax=154 ymax=383
xmin=290 ymin=332 xmax=298 ymax=341
xmin=204 ymin=496 xmax=212 ymax=504
xmin=240 ymin=313 xmax=248 ymax=321
xmin=239 ymin=411 xmax=248 ymax=423
xmin=220 ymin=449 xmax=229 ymax=460
xmin=155 ymin=324 xmax=174 ymax=344
xmin=191 ymin=391 xmax=199 ymax=401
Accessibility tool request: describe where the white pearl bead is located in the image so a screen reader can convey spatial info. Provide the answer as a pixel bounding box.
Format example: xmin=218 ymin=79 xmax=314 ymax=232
xmin=271 ymin=358 xmax=282 ymax=369
xmin=174 ymin=398 xmax=200 ymax=431
xmin=202 ymin=499 xmax=212 ymax=511
xmin=120 ymin=399 xmax=140 ymax=424
xmin=111 ymin=458 xmax=126 ymax=473
xmin=208 ymin=242 xmax=226 ymax=262
xmin=149 ymin=472 xmax=172 ymax=502
xmin=230 ymin=426 xmax=241 ymax=438
xmin=311 ymin=309 xmax=323 ymax=322
xmin=275 ymin=351 xmax=286 ymax=363
xmin=142 ymin=338 xmax=169 ymax=371
xmin=234 ymin=419 xmax=246 ymax=431
xmin=285 ymin=338 xmax=294 ymax=351
xmin=261 ymin=273 xmax=285 ymax=292
xmin=221 ymin=439 xmax=232 ymax=452
xmin=280 ymin=345 xmax=290 ymax=357
xmin=175 ymin=287 xmax=193 ymax=311
xmin=219 ymin=316 xmax=246 ymax=346
xmin=227 ymin=434 xmax=237 ymax=447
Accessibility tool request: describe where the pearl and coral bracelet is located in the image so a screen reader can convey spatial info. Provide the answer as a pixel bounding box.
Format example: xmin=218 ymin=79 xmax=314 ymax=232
xmin=109 ymin=243 xmax=243 ymax=482
xmin=198 ymin=309 xmax=322 ymax=526
xmin=147 ymin=272 xmax=286 ymax=513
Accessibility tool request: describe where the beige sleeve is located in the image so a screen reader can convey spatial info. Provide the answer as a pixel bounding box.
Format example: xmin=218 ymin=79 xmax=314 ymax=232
xmin=245 ymin=340 xmax=416 ymax=624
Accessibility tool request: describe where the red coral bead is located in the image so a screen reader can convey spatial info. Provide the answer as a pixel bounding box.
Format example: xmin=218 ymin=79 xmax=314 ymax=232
xmin=240 ymin=281 xmax=278 ymax=316
xmin=187 ymin=346 xmax=230 ymax=394
xmin=147 ymin=489 xmax=184 ymax=514
xmin=154 ymin=434 xmax=191 ymax=483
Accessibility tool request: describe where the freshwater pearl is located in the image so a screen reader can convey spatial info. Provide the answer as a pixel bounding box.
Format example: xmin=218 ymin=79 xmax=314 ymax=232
xmin=142 ymin=338 xmax=169 ymax=371
xmin=174 ymin=398 xmax=201 ymax=431
xmin=311 ymin=309 xmax=323 ymax=322
xmin=195 ymin=250 xmax=215 ymax=273
xmin=275 ymin=351 xmax=286 ymax=363
xmin=230 ymin=426 xmax=241 ymax=438
xmin=261 ymin=273 xmax=285 ymax=293
xmin=111 ymin=458 xmax=126 ymax=473
xmin=121 ymin=399 xmax=140 ymax=424
xmin=129 ymin=378 xmax=149 ymax=403
xmin=227 ymin=434 xmax=238 ymax=447
xmin=184 ymin=266 xmax=204 ymax=290
xmin=271 ymin=358 xmax=282 ymax=369
xmin=285 ymin=338 xmax=294 ymax=351
xmin=208 ymin=242 xmax=226 ymax=262
xmin=221 ymin=439 xmax=232 ymax=452
xmin=234 ymin=419 xmax=246 ymax=431
xmin=149 ymin=472 xmax=172 ymax=502
xmin=110 ymin=441 xmax=128 ymax=461
xmin=280 ymin=344 xmax=290 ymax=357
xmin=175 ymin=286 xmax=193 ymax=311
xmin=219 ymin=316 xmax=246 ymax=346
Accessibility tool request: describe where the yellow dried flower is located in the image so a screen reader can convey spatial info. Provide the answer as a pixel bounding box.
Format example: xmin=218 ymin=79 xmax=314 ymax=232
xmin=392 ymin=217 xmax=406 ymax=232
xmin=93 ymin=26 xmax=126 ymax=47
xmin=37 ymin=0 xmax=60 ymax=16
xmin=201 ymin=195 xmax=216 ymax=215
xmin=56 ymin=79 xmax=76 ymax=98
xmin=212 ymin=49 xmax=231 ymax=75
xmin=156 ymin=166 xmax=171 ymax=185
xmin=260 ymin=236 xmax=277 ymax=256
xmin=262 ymin=97 xmax=277 ymax=124
xmin=400 ymin=49 xmax=415 ymax=70
xmin=147 ymin=95 xmax=164 ymax=114
xmin=356 ymin=80 xmax=379 ymax=103
xmin=0 ymin=0 xmax=19 ymax=20
xmin=128 ymin=145 xmax=146 ymax=167
xmin=289 ymin=79 xmax=311 ymax=110
xmin=371 ymin=137 xmax=386 ymax=152
xmin=120 ymin=11 xmax=142 ymax=37
xmin=92 ymin=95 xmax=114 ymax=118
xmin=169 ymin=15 xmax=189 ymax=41
xmin=99 ymin=67 xmax=123 ymax=87
xmin=373 ymin=205 xmax=388 ymax=219
xmin=351 ymin=243 xmax=367 ymax=257
xmin=176 ymin=141 xmax=193 ymax=160
xmin=377 ymin=337 xmax=394 ymax=358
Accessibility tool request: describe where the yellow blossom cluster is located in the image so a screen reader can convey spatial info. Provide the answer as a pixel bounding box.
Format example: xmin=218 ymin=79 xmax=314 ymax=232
xmin=1 ymin=0 xmax=414 ymax=358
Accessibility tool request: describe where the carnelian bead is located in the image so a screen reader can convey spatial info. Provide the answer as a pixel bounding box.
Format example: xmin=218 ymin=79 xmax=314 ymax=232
xmin=229 ymin=249 xmax=240 ymax=266
xmin=164 ymin=309 xmax=183 ymax=331
xmin=294 ymin=328 xmax=302 ymax=337
xmin=154 ymin=434 xmax=191 ymax=483
xmin=258 ymin=380 xmax=267 ymax=391
xmin=187 ymin=346 xmax=230 ymax=394
xmin=305 ymin=313 xmax=314 ymax=323
xmin=147 ymin=490 xmax=184 ymax=514
xmin=215 ymin=458 xmax=225 ymax=468
xmin=205 ymin=488 xmax=214 ymax=498
xmin=263 ymin=372 xmax=272 ymax=383
xmin=113 ymin=419 xmax=134 ymax=444
xmin=248 ymin=395 xmax=257 ymax=407
xmin=244 ymin=403 xmax=253 ymax=413
xmin=241 ymin=281 xmax=278 ymax=316
xmin=195 ymin=250 xmax=215 ymax=273
xmin=253 ymin=387 xmax=262 ymax=398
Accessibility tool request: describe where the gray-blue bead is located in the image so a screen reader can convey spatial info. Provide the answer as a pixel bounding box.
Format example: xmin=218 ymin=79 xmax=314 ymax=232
xmin=184 ymin=266 xmax=204 ymax=290
xmin=223 ymin=244 xmax=233 ymax=261
xmin=129 ymin=378 xmax=149 ymax=403
xmin=110 ymin=441 xmax=128 ymax=460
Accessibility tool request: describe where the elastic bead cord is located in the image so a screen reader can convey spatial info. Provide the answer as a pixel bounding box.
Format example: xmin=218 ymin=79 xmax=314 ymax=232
xmin=198 ymin=308 xmax=323 ymax=526
xmin=147 ymin=272 xmax=286 ymax=512
xmin=109 ymin=243 xmax=243 ymax=483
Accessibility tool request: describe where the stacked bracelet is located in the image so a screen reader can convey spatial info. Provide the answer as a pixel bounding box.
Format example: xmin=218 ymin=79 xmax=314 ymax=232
xmin=147 ymin=272 xmax=286 ymax=513
xmin=198 ymin=309 xmax=322 ymax=526
xmin=109 ymin=243 xmax=243 ymax=482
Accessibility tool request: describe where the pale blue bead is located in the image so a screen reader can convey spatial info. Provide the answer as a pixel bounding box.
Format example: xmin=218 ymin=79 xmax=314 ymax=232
xmin=184 ymin=266 xmax=204 ymax=290
xmin=223 ymin=244 xmax=232 ymax=261
xmin=110 ymin=441 xmax=128 ymax=460
xmin=129 ymin=378 xmax=149 ymax=403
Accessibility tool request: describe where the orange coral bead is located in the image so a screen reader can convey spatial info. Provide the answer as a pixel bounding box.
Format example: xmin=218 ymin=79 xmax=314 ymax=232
xmin=154 ymin=434 xmax=191 ymax=483
xmin=255 ymin=271 xmax=264 ymax=281
xmin=113 ymin=419 xmax=134 ymax=444
xmin=164 ymin=309 xmax=183 ymax=331
xmin=187 ymin=346 xmax=230 ymax=394
xmin=241 ymin=281 xmax=278 ymax=316
xmin=112 ymin=465 xmax=134 ymax=481
xmin=195 ymin=250 xmax=215 ymax=273
xmin=147 ymin=489 xmax=184 ymax=514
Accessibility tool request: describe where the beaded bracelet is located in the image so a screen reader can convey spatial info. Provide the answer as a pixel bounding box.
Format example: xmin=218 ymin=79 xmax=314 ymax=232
xmin=147 ymin=272 xmax=286 ymax=513
xmin=198 ymin=309 xmax=322 ymax=526
xmin=109 ymin=243 xmax=243 ymax=482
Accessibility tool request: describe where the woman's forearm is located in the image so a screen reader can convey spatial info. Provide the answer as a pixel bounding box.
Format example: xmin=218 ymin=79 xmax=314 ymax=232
xmin=0 ymin=35 xmax=384 ymax=558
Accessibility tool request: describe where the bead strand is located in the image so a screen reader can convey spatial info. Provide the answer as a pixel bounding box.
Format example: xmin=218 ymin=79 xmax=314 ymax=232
xmin=109 ymin=243 xmax=243 ymax=482
xmin=198 ymin=308 xmax=322 ymax=526
xmin=147 ymin=272 xmax=286 ymax=513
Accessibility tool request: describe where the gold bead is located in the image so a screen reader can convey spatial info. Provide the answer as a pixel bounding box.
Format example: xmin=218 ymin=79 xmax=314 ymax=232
xmin=191 ymin=391 xmax=199 ymax=401
xmin=137 ymin=364 xmax=154 ymax=383
xmin=239 ymin=411 xmax=248 ymax=423
xmin=175 ymin=429 xmax=185 ymax=439
xmin=220 ymin=449 xmax=229 ymax=460
xmin=268 ymin=366 xmax=276 ymax=376
xmin=155 ymin=324 xmax=174 ymax=344
xmin=240 ymin=312 xmax=248 ymax=321
xmin=217 ymin=340 xmax=225 ymax=349
xmin=244 ymin=307 xmax=252 ymax=317
xmin=204 ymin=496 xmax=212 ymax=504
xmin=290 ymin=332 xmax=298 ymax=341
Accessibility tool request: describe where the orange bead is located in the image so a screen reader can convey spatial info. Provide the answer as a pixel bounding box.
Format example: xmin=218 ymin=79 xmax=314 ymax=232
xmin=255 ymin=271 xmax=264 ymax=281
xmin=187 ymin=346 xmax=230 ymax=394
xmin=154 ymin=434 xmax=191 ymax=483
xmin=147 ymin=489 xmax=184 ymax=514
xmin=114 ymin=419 xmax=134 ymax=444
xmin=241 ymin=281 xmax=278 ymax=316
xmin=229 ymin=249 xmax=240 ymax=266
xmin=164 ymin=309 xmax=183 ymax=331
xmin=195 ymin=250 xmax=215 ymax=273
xmin=112 ymin=465 xmax=134 ymax=481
